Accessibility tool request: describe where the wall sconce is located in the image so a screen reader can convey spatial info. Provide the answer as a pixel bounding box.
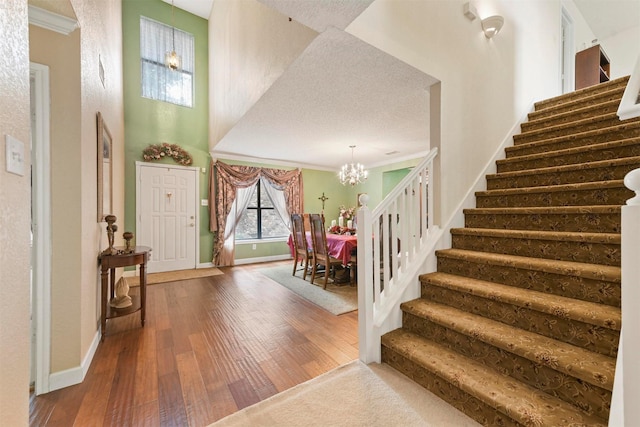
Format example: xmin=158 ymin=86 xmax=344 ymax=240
xmin=481 ymin=15 xmax=504 ymax=38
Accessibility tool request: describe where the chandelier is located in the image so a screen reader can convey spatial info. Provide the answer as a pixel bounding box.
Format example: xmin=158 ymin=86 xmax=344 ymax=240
xmin=338 ymin=145 xmax=368 ymax=186
xmin=165 ymin=0 xmax=181 ymax=71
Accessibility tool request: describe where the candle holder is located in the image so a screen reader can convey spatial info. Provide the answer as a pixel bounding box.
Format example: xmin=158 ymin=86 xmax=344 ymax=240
xmin=123 ymin=231 xmax=134 ymax=254
xmin=101 ymin=214 xmax=118 ymax=256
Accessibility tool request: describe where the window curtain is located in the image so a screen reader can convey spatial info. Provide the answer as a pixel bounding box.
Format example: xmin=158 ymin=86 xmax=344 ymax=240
xmin=209 ymin=160 xmax=304 ymax=266
xmin=219 ymin=184 xmax=257 ymax=266
xmin=261 ymin=177 xmax=291 ymax=230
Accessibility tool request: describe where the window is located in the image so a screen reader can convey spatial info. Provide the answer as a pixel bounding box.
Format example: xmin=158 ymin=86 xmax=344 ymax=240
xmin=236 ymin=181 xmax=290 ymax=240
xmin=140 ymin=16 xmax=194 ymax=108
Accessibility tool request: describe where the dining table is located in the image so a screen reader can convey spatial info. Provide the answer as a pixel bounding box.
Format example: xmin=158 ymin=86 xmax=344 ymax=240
xmin=287 ymin=231 xmax=357 ymax=265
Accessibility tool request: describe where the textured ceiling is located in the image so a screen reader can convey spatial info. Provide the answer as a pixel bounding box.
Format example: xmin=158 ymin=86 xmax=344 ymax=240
xmin=171 ymin=0 xmax=638 ymax=171
xmin=211 ymin=28 xmax=437 ymax=170
xmin=256 ymin=0 xmax=375 ymax=32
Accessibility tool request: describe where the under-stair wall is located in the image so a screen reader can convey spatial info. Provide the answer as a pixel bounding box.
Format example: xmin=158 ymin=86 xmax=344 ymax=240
xmin=381 ymin=76 xmax=639 ymax=426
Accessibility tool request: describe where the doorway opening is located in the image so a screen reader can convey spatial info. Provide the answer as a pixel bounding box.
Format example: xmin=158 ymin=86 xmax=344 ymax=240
xmin=561 ymin=7 xmax=575 ymax=94
xmin=30 ymin=62 xmax=52 ymax=395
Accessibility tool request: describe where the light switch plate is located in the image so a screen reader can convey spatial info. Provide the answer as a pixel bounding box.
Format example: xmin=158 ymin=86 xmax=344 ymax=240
xmin=201 ymin=199 xmax=209 ymax=206
xmin=6 ymin=135 xmax=25 ymax=176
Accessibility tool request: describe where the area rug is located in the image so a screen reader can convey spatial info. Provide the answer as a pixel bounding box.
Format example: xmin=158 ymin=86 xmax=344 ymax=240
xmin=128 ymin=267 xmax=223 ymax=286
xmin=208 ymin=361 xmax=480 ymax=427
xmin=259 ymin=264 xmax=357 ymax=315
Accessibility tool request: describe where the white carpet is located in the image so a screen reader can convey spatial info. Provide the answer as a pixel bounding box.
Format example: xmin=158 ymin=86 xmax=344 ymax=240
xmin=209 ymin=361 xmax=480 ymax=427
xmin=259 ymin=264 xmax=357 ymax=315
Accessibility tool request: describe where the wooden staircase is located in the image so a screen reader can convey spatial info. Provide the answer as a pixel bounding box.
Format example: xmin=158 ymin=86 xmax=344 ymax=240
xmin=381 ymin=77 xmax=639 ymax=426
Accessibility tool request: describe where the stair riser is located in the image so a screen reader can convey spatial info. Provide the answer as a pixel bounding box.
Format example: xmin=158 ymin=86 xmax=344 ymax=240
xmin=498 ymin=143 xmax=640 ymax=173
xmin=534 ymin=80 xmax=628 ymax=111
xmin=464 ymin=210 xmax=620 ymax=233
xmin=436 ymin=256 xmax=620 ymax=307
xmin=487 ymin=162 xmax=639 ymax=190
xmin=476 ymin=187 xmax=632 ymax=208
xmin=530 ymin=90 xmax=624 ymax=120
xmin=451 ymin=234 xmax=620 ymax=266
xmin=510 ymin=126 xmax=640 ymax=155
xmin=522 ymin=103 xmax=619 ymax=133
xmin=402 ymin=312 xmax=612 ymax=420
xmin=381 ymin=346 xmax=521 ymax=427
xmin=513 ymin=117 xmax=627 ymax=145
xmin=420 ymin=284 xmax=619 ymax=357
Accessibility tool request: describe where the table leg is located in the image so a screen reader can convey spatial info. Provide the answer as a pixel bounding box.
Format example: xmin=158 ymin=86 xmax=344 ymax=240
xmin=100 ymin=266 xmax=108 ymax=341
xmin=140 ymin=262 xmax=146 ymax=327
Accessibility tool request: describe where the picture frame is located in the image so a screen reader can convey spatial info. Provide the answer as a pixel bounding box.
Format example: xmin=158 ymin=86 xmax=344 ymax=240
xmin=97 ymin=112 xmax=113 ymax=222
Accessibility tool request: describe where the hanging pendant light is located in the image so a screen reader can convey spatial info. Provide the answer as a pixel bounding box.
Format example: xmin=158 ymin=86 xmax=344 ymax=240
xmin=165 ymin=0 xmax=181 ymax=71
xmin=338 ymin=145 xmax=368 ymax=186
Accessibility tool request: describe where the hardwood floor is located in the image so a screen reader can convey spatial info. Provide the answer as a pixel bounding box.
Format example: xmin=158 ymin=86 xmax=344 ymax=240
xmin=30 ymin=261 xmax=359 ymax=426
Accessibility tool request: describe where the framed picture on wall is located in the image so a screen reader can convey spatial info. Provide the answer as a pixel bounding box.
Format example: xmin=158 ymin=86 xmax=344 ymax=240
xmin=97 ymin=112 xmax=113 ymax=222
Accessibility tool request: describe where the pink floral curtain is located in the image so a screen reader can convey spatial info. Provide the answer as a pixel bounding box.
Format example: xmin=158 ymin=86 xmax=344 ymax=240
xmin=209 ymin=160 xmax=304 ymax=265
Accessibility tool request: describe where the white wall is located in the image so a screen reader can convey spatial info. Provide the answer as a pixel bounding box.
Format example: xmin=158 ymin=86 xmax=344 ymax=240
xmin=600 ymin=24 xmax=640 ymax=79
xmin=208 ymin=0 xmax=317 ymax=147
xmin=347 ymin=0 xmax=563 ymax=225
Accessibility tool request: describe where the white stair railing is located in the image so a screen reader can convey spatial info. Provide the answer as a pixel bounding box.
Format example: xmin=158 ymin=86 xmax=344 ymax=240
xmin=609 ymin=54 xmax=640 ymax=427
xmin=610 ymin=168 xmax=640 ymax=426
xmin=357 ymin=148 xmax=439 ymax=363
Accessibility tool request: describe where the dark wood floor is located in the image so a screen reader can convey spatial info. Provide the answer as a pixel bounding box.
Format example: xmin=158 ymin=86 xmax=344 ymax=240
xmin=30 ymin=261 xmax=359 ymax=426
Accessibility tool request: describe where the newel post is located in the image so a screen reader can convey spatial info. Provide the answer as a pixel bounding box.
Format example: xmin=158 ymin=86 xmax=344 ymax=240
xmin=357 ymin=193 xmax=377 ymax=362
xmin=614 ymin=168 xmax=640 ymax=425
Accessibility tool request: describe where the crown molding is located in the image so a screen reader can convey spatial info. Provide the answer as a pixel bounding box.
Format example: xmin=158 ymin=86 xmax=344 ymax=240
xmin=28 ymin=5 xmax=78 ymax=36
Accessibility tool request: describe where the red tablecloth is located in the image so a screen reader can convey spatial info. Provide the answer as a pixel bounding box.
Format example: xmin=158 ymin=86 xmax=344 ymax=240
xmin=287 ymin=232 xmax=357 ymax=265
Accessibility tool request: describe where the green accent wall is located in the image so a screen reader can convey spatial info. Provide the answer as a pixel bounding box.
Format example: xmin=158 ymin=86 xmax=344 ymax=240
xmin=122 ymin=0 xmax=211 ymax=263
xmin=220 ymin=157 xmax=422 ymax=261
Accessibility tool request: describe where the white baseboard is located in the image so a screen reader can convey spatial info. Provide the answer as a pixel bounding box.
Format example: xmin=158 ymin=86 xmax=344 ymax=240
xmin=48 ymin=330 xmax=100 ymax=392
xmin=234 ymin=254 xmax=291 ymax=265
xmin=197 ymin=262 xmax=215 ymax=269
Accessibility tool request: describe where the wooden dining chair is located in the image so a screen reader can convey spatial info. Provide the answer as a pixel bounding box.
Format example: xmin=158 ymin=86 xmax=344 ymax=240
xmin=309 ymin=213 xmax=343 ymax=289
xmin=291 ymin=213 xmax=311 ymax=280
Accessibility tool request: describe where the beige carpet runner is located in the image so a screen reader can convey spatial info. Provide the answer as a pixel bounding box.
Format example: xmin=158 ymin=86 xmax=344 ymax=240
xmin=382 ymin=77 xmax=637 ymax=426
xmin=208 ymin=361 xmax=479 ymax=427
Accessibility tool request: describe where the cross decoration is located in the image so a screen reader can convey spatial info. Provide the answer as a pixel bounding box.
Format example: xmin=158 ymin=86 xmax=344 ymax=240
xmin=318 ymin=192 xmax=329 ymax=213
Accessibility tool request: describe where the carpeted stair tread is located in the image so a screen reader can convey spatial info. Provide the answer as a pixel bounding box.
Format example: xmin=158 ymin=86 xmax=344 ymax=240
xmin=450 ymin=226 xmax=620 ymax=265
xmin=533 ymin=76 xmax=628 ymax=111
xmin=529 ymin=86 xmax=626 ymax=120
xmin=465 ymin=205 xmax=620 ymax=215
xmin=382 ymin=329 xmax=608 ymax=426
xmin=514 ymin=112 xmax=636 ymax=143
xmin=486 ymin=156 xmax=640 ymax=190
xmin=475 ymin=180 xmax=631 ymax=208
xmin=510 ymin=120 xmax=640 ymax=154
xmin=436 ymin=248 xmax=621 ymax=283
xmin=522 ymin=99 xmax=620 ymax=132
xmin=451 ymin=227 xmax=620 ymax=247
xmin=399 ymin=299 xmax=616 ymax=390
xmin=419 ymin=272 xmax=620 ymax=331
xmin=499 ymin=136 xmax=640 ymax=171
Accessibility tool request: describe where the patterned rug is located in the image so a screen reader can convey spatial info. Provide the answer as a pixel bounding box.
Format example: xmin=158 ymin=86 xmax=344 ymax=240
xmin=128 ymin=267 xmax=223 ymax=286
xmin=258 ymin=264 xmax=357 ymax=315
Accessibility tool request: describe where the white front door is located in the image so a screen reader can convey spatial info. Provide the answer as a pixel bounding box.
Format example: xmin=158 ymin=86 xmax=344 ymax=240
xmin=137 ymin=163 xmax=198 ymax=273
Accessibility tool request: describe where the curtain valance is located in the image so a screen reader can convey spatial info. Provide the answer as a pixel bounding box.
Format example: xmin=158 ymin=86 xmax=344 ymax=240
xmin=209 ymin=160 xmax=303 ymax=265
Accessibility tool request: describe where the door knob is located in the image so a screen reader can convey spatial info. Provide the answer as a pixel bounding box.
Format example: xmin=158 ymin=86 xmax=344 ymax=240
xmin=189 ymin=223 xmax=195 ymax=227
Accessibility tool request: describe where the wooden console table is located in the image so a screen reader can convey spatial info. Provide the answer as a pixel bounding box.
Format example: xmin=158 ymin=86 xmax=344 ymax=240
xmin=98 ymin=246 xmax=151 ymax=341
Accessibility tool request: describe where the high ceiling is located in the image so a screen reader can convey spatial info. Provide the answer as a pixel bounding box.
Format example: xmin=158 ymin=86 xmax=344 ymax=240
xmin=168 ymin=0 xmax=639 ymax=170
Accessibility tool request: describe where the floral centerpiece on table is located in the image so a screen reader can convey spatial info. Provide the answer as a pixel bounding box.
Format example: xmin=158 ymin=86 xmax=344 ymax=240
xmin=328 ymin=205 xmax=357 ymax=235
xmin=142 ymin=142 xmax=193 ymax=166
xmin=339 ymin=205 xmax=356 ymax=220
